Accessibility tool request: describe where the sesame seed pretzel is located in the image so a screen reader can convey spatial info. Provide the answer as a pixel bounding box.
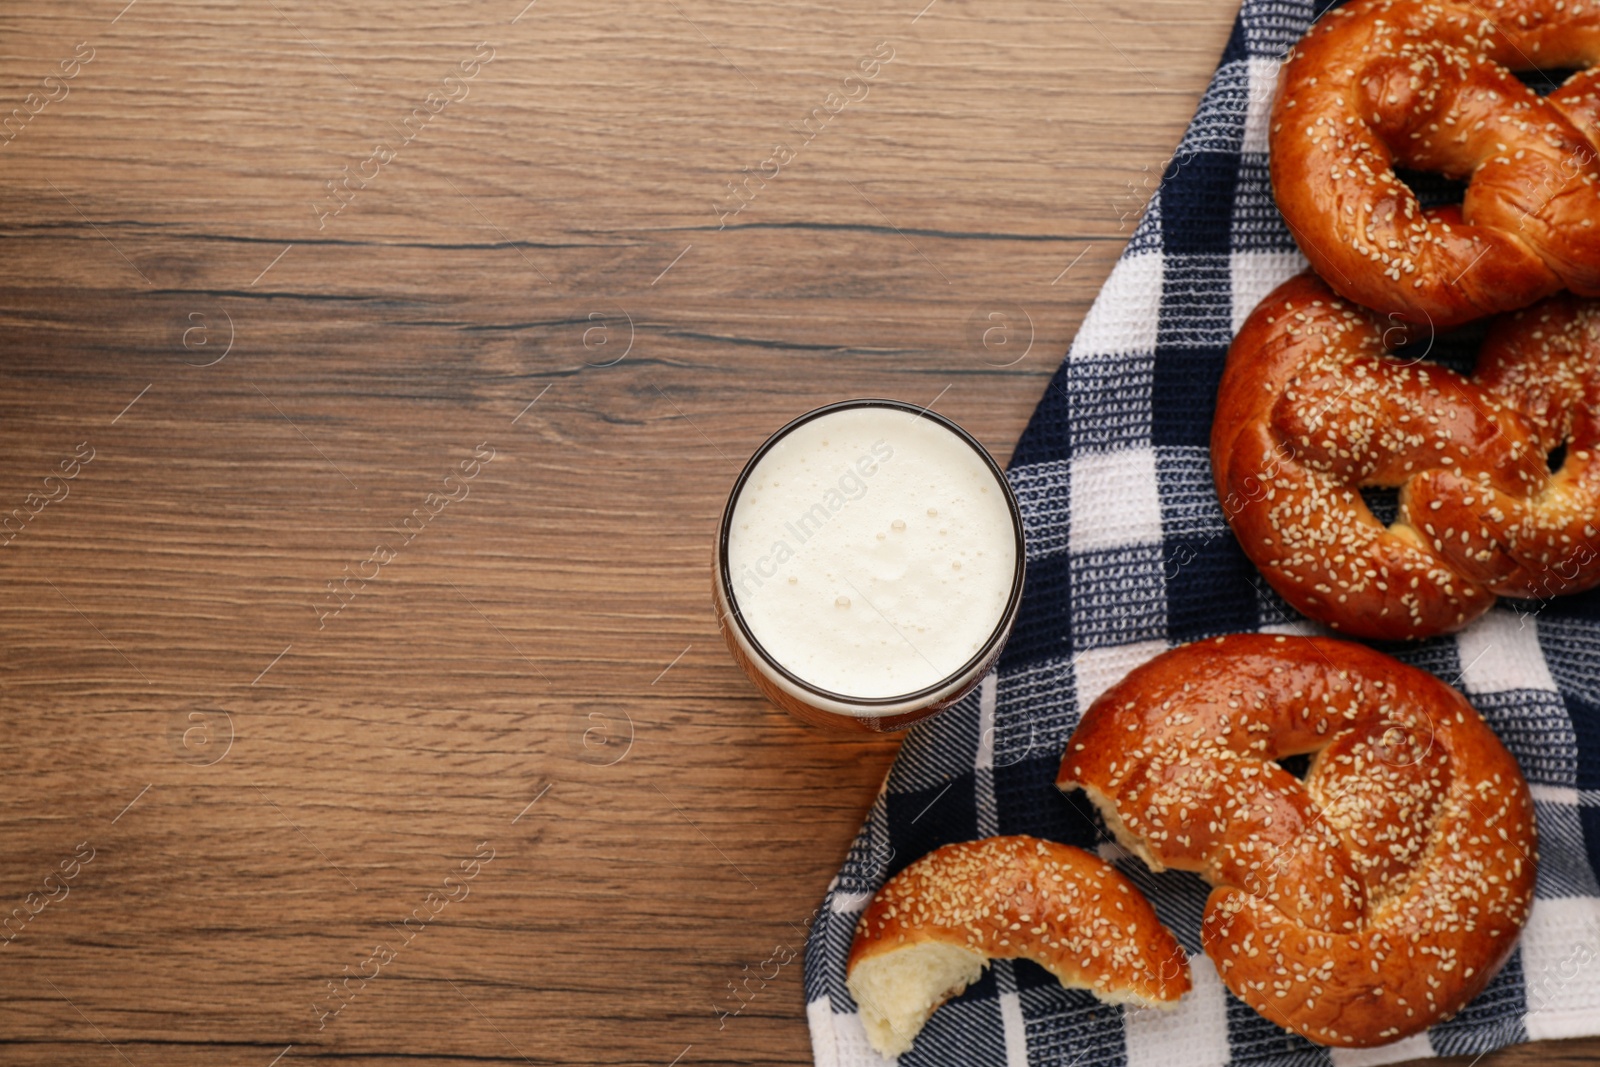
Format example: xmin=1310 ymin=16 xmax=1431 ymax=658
xmin=1058 ymin=633 xmax=1537 ymax=1048
xmin=1272 ymin=0 xmax=1600 ymax=329
xmin=1213 ymin=271 xmax=1600 ymax=641
xmin=846 ymin=836 xmax=1190 ymax=1057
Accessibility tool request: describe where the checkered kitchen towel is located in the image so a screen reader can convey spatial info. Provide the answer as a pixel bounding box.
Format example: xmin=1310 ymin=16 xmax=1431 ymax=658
xmin=803 ymin=0 xmax=1600 ymax=1064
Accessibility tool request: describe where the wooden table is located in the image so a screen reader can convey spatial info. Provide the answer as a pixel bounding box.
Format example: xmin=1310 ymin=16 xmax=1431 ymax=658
xmin=0 ymin=1 xmax=1591 ymax=1064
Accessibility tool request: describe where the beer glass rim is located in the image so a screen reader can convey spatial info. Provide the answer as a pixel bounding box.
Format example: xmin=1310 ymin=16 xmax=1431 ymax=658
xmin=716 ymin=398 xmax=1026 ymax=710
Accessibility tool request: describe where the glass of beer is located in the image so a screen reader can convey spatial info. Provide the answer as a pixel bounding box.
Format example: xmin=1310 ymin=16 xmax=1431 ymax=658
xmin=713 ymin=399 xmax=1026 ymax=731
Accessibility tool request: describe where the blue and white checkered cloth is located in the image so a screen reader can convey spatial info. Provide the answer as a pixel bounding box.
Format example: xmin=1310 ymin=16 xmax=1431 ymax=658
xmin=803 ymin=0 xmax=1600 ymax=1063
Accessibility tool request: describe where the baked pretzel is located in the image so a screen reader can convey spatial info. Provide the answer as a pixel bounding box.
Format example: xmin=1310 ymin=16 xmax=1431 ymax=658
xmin=1272 ymin=0 xmax=1600 ymax=328
xmin=1213 ymin=271 xmax=1600 ymax=640
xmin=1057 ymin=634 xmax=1537 ymax=1048
xmin=847 ymin=835 xmax=1190 ymax=1057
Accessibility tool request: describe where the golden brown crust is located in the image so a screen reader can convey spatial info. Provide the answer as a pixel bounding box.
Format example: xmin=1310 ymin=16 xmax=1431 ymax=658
xmin=1551 ymin=68 xmax=1600 ymax=146
xmin=1212 ymin=271 xmax=1600 ymax=640
xmin=1271 ymin=0 xmax=1600 ymax=328
xmin=1472 ymin=294 xmax=1600 ymax=602
xmin=847 ymin=835 xmax=1191 ymax=1002
xmin=1057 ymin=634 xmax=1538 ymax=1048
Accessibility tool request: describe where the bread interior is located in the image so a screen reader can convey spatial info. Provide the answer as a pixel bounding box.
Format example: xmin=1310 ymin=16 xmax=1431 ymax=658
xmin=848 ymin=943 xmax=986 ymax=1057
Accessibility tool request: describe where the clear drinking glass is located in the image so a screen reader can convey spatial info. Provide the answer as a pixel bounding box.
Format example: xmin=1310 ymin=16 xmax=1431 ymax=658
xmin=713 ymin=399 xmax=1026 ymax=731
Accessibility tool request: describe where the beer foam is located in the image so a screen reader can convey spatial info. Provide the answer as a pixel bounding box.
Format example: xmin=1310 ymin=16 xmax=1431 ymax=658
xmin=726 ymin=406 xmax=1017 ymax=700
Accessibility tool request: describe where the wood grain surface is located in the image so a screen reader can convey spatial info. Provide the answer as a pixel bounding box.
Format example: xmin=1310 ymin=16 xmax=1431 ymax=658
xmin=0 ymin=1 xmax=1593 ymax=1065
